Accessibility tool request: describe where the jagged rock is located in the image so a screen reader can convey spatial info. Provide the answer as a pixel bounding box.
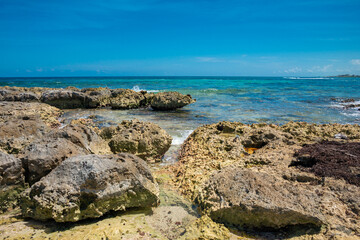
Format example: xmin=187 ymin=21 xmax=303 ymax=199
xmin=151 ymin=92 xmax=196 ymax=110
xmin=50 ymin=124 xmax=111 ymax=155
xmin=81 ymin=87 xmax=112 ymax=108
xmin=0 ymin=152 xmax=25 ymax=213
xmin=0 ymin=152 xmax=24 ymax=186
xmin=0 ymin=89 xmax=39 ymax=102
xmin=170 ymin=121 xmax=360 ymax=238
xmin=0 ymin=101 xmax=62 ymax=128
xmin=21 ymin=153 xmax=159 ymax=222
xmin=1 ymin=86 xmax=195 ymax=110
xmin=21 ymin=138 xmax=88 ymax=185
xmin=41 ymin=90 xmax=88 ymax=109
xmin=109 ymin=89 xmax=147 ymax=109
xmin=198 ymin=167 xmax=324 ymax=230
xmin=100 ymin=119 xmax=172 ymax=162
xmin=0 ymin=102 xmax=62 ymax=153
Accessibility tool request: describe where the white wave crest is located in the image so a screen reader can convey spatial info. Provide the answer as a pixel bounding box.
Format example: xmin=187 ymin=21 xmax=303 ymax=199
xmin=131 ymin=85 xmax=159 ymax=93
xmin=172 ymin=130 xmax=193 ymax=145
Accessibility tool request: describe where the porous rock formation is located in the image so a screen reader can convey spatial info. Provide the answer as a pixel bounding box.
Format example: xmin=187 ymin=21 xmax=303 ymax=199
xmin=0 ymin=101 xmax=62 ymax=154
xmin=170 ymin=121 xmax=360 ymax=238
xmin=21 ymin=138 xmax=88 ymax=185
xmin=0 ymin=86 xmax=196 ymax=110
xmin=151 ymin=91 xmax=196 ymax=110
xmin=0 ymin=152 xmax=25 ymax=213
xmin=21 ymin=153 xmax=160 ymax=222
xmin=101 ymin=119 xmax=172 ymax=162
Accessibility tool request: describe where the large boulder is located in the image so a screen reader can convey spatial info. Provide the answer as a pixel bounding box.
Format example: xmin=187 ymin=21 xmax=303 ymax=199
xmin=21 ymin=153 xmax=160 ymax=222
xmin=150 ymin=92 xmax=195 ymax=110
xmin=20 ymin=123 xmax=111 ymax=184
xmin=198 ymin=167 xmax=324 ymax=230
xmin=21 ymin=138 xmax=88 ymax=185
xmin=41 ymin=90 xmax=88 ymax=109
xmin=100 ymin=119 xmax=172 ymax=162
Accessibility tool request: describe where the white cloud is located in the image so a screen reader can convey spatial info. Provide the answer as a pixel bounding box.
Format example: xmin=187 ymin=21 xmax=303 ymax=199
xmin=283 ymin=67 xmax=302 ymax=73
xmin=307 ymin=65 xmax=332 ymax=73
xmin=350 ymin=59 xmax=360 ymax=65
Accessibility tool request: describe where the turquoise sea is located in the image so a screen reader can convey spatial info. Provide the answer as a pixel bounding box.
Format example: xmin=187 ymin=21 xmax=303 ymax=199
xmin=1 ymin=76 xmax=359 ymax=163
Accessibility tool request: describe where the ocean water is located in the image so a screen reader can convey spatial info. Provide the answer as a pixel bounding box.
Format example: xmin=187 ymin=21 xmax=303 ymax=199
xmin=1 ymin=76 xmax=360 ymax=163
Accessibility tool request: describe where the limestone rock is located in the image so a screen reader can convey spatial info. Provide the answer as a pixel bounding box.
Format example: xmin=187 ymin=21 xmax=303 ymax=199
xmin=21 ymin=153 xmax=159 ymax=222
xmin=0 ymin=89 xmax=39 ymax=102
xmin=198 ymin=167 xmax=324 ymax=230
xmin=21 ymin=138 xmax=88 ymax=185
xmin=151 ymin=92 xmax=196 ymax=110
xmin=51 ymin=124 xmax=111 ymax=155
xmin=0 ymin=115 xmax=50 ymax=154
xmin=109 ymin=89 xmax=147 ymax=109
xmin=81 ymin=87 xmax=112 ymax=108
xmin=0 ymin=101 xmax=62 ymax=128
xmin=0 ymin=101 xmax=62 ymax=153
xmin=0 ymin=152 xmax=24 ymax=186
xmin=101 ymin=119 xmax=172 ymax=162
xmin=41 ymin=90 xmax=88 ymax=109
xmin=0 ymin=152 xmax=25 ymax=213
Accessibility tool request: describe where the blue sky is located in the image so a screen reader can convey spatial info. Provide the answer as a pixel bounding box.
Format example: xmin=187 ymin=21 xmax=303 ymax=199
xmin=0 ymin=0 xmax=360 ymax=76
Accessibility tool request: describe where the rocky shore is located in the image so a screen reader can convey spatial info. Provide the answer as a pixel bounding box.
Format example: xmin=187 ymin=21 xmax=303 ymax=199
xmin=0 ymin=86 xmax=196 ymax=110
xmin=0 ymin=96 xmax=360 ymax=239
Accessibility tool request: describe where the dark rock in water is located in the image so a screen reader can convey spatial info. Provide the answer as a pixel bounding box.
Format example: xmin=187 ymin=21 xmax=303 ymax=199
xmin=198 ymin=167 xmax=324 ymax=230
xmin=109 ymin=89 xmax=147 ymax=109
xmin=41 ymin=90 xmax=88 ymax=109
xmin=0 ymin=152 xmax=24 ymax=186
xmin=21 ymin=153 xmax=159 ymax=222
xmin=82 ymin=87 xmax=112 ymax=108
xmin=100 ymin=119 xmax=172 ymax=162
xmin=0 ymin=89 xmax=39 ymax=102
xmin=1 ymin=86 xmax=195 ymax=111
xmin=21 ymin=138 xmax=88 ymax=185
xmin=292 ymin=141 xmax=360 ymax=186
xmin=150 ymin=92 xmax=196 ymax=110
xmin=341 ymin=98 xmax=355 ymax=103
xmin=0 ymin=152 xmax=26 ymax=213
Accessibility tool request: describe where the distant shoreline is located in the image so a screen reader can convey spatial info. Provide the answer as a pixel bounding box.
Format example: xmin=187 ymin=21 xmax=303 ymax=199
xmin=328 ymin=74 xmax=360 ymax=78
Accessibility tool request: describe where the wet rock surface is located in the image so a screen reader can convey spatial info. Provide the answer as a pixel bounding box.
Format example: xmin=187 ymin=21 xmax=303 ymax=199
xmin=21 ymin=153 xmax=160 ymax=222
xmin=151 ymin=91 xmax=196 ymax=110
xmin=292 ymin=141 xmax=360 ymax=186
xmin=101 ymin=119 xmax=172 ymax=163
xmin=0 ymin=86 xmax=196 ymax=110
